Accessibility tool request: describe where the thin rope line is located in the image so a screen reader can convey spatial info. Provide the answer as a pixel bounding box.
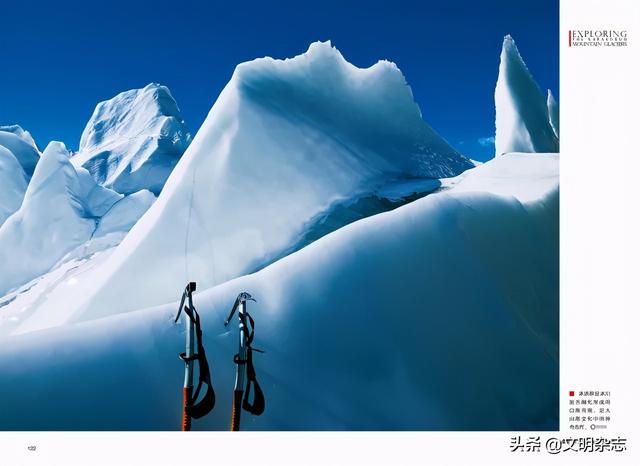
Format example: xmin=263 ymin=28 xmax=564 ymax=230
xmin=184 ymin=169 xmax=196 ymax=283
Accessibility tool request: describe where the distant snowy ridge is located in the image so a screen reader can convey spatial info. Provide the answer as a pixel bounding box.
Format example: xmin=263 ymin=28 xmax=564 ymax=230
xmin=71 ymin=83 xmax=191 ymax=195
xmin=494 ymin=35 xmax=559 ymax=155
xmin=0 ymin=153 xmax=558 ymax=430
xmin=58 ymin=41 xmax=473 ymax=323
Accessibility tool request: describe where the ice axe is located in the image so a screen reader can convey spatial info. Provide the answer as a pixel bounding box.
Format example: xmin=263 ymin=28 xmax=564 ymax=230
xmin=175 ymin=282 xmax=215 ymax=431
xmin=224 ymin=292 xmax=265 ymax=431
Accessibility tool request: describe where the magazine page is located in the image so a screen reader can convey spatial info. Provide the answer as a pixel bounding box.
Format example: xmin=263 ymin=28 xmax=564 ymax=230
xmin=0 ymin=0 xmax=637 ymax=464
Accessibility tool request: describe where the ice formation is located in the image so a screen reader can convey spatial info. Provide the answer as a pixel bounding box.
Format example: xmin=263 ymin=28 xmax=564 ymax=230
xmin=547 ymin=89 xmax=559 ymax=138
xmin=494 ymin=35 xmax=559 ymax=155
xmin=71 ymin=83 xmax=191 ymax=195
xmin=0 ymin=142 xmax=155 ymax=296
xmin=0 ymin=125 xmax=40 ymax=176
xmin=0 ymin=142 xmax=108 ymax=295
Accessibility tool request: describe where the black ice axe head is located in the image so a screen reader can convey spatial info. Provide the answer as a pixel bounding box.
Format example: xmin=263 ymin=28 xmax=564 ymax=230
xmin=224 ymin=292 xmax=256 ymax=326
xmin=174 ymin=282 xmax=198 ymax=323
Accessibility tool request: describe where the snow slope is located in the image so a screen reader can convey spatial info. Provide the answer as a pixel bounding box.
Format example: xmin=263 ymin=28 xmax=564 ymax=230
xmin=247 ymin=179 xmax=443 ymax=274
xmin=59 ymin=41 xmax=473 ymax=323
xmin=0 ymin=146 xmax=28 ymax=226
xmin=3 ymin=183 xmax=433 ymax=336
xmin=0 ymin=153 xmax=558 ymax=430
xmin=71 ymin=83 xmax=191 ymax=195
xmin=494 ymin=36 xmax=559 ymax=155
xmin=0 ymin=125 xmax=40 ymax=176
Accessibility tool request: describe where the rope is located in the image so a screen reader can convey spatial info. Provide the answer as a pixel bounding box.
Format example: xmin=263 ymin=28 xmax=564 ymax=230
xmin=184 ymin=169 xmax=197 ymax=283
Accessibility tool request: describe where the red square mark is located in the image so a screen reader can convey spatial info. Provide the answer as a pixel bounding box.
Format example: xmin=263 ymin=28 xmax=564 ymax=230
xmin=569 ymin=391 xmax=575 ymax=397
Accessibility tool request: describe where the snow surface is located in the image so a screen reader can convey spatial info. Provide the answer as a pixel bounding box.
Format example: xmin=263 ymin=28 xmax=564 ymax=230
xmin=0 ymin=142 xmax=155 ymax=296
xmin=0 ymin=240 xmax=120 ymax=338
xmin=450 ymin=152 xmax=558 ymax=203
xmin=494 ymin=36 xmax=559 ymax=155
xmin=0 ymin=146 xmax=28 ymax=225
xmin=3 ymin=187 xmax=431 ymax=336
xmin=71 ymin=83 xmax=191 ymax=195
xmin=547 ymin=89 xmax=560 ymax=138
xmin=0 ymin=153 xmax=558 ymax=430
xmin=56 ymin=41 xmax=473 ymax=324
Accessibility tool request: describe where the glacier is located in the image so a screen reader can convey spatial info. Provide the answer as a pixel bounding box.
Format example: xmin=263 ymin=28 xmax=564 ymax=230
xmin=0 ymin=39 xmax=559 ymax=431
xmin=494 ymin=35 xmax=559 ymax=155
xmin=71 ymin=83 xmax=192 ymax=195
xmin=0 ymin=153 xmax=558 ymax=430
xmin=52 ymin=41 xmax=473 ymax=325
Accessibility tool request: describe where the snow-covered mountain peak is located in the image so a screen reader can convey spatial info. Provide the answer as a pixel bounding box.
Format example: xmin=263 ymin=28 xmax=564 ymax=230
xmin=79 ymin=83 xmax=185 ymax=151
xmin=494 ymin=35 xmax=559 ymax=155
xmin=72 ymin=83 xmax=191 ymax=195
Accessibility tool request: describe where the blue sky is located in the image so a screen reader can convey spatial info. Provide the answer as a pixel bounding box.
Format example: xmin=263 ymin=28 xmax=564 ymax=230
xmin=0 ymin=0 xmax=558 ymax=162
